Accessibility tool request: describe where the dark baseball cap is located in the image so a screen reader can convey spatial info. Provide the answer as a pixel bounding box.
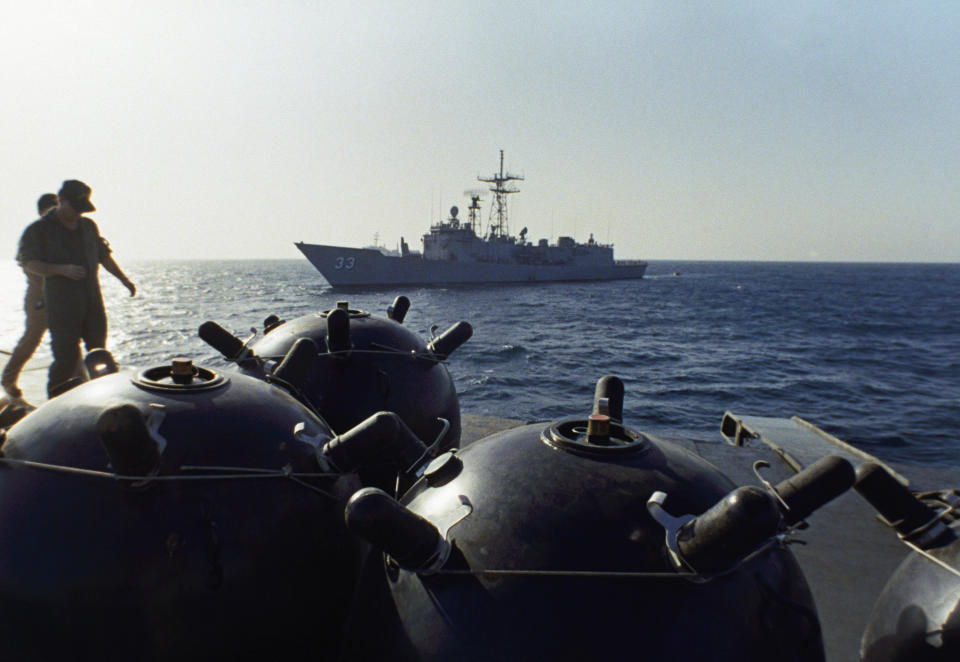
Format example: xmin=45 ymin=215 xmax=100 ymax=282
xmin=58 ymin=180 xmax=96 ymax=213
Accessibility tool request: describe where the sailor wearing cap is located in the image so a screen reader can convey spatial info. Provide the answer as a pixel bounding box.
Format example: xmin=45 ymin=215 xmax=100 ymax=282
xmin=17 ymin=180 xmax=136 ymax=397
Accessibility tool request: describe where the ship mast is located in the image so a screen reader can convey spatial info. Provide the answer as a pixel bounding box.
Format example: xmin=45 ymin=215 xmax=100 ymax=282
xmin=478 ymin=150 xmax=523 ymax=239
xmin=467 ymin=194 xmax=482 ymax=235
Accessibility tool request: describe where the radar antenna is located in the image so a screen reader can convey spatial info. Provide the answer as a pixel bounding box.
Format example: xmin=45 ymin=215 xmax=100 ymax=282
xmin=478 ymin=150 xmax=522 ymax=239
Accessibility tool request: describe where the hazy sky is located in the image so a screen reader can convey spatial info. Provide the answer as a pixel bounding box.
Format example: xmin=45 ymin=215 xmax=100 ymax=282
xmin=2 ymin=1 xmax=958 ymax=262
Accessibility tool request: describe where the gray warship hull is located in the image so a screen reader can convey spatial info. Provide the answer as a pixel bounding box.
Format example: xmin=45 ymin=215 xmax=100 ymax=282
xmin=295 ymin=241 xmax=648 ymax=288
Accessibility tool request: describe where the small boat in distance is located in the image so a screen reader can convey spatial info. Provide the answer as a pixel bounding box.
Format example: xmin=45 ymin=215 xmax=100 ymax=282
xmin=296 ymin=151 xmax=648 ymax=289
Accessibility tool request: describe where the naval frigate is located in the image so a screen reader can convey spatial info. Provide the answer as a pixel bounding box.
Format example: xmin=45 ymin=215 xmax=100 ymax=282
xmin=295 ymin=151 xmax=647 ymax=288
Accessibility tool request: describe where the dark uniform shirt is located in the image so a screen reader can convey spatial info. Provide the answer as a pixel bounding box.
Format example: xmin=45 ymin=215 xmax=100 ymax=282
xmin=17 ymin=210 xmax=112 ymax=314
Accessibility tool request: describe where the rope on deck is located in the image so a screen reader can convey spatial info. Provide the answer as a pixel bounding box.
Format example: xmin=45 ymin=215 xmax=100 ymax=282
xmin=0 ymin=456 xmax=342 ymax=499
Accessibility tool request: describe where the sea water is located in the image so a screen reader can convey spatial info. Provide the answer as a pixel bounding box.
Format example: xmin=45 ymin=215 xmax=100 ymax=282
xmin=1 ymin=259 xmax=957 ymax=468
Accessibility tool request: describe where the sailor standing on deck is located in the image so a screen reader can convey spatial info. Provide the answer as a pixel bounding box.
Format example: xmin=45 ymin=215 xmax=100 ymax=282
xmin=17 ymin=180 xmax=136 ymax=397
xmin=2 ymin=193 xmax=59 ymax=399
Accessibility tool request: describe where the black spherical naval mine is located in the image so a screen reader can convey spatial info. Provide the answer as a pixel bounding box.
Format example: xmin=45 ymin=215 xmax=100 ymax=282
xmin=0 ymin=357 xmax=363 ymax=661
xmin=201 ymin=297 xmax=469 ymax=459
xmin=857 ymin=463 xmax=960 ymax=662
xmin=340 ymin=377 xmax=826 ymax=662
xmin=860 ymin=538 xmax=960 ymax=662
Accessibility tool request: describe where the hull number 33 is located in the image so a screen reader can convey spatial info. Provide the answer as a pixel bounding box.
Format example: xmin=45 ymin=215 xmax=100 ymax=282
xmin=334 ymin=257 xmax=356 ymax=270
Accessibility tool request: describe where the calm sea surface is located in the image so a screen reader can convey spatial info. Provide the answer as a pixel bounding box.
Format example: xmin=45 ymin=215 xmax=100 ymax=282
xmin=2 ymin=259 xmax=958 ymax=468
